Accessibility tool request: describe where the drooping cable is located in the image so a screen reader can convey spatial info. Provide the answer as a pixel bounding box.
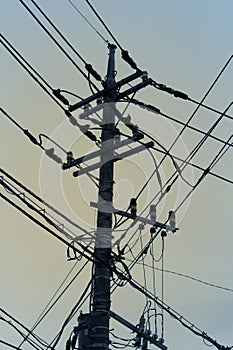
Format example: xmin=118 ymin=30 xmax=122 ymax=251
xmin=126 ymin=261 xmax=233 ymax=294
xmin=161 ymin=237 xmax=165 ymax=341
xmin=1 ymin=191 xmax=231 ymax=350
xmin=113 ymin=130 xmax=233 ymax=291
xmin=139 ymin=226 xmax=150 ymax=332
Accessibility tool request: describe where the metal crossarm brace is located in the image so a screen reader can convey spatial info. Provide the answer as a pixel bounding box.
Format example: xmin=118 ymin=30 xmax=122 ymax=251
xmin=62 ymin=134 xmax=144 ymax=170
xmin=73 ymin=141 xmax=154 ymax=177
xmin=69 ymin=71 xmax=146 ymax=112
xmin=90 ymin=202 xmax=178 ymax=233
xmin=109 ymin=310 xmax=167 ymax=350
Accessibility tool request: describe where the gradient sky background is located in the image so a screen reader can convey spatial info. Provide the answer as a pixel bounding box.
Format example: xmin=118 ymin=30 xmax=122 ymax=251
xmin=1 ymin=1 xmax=233 ymax=350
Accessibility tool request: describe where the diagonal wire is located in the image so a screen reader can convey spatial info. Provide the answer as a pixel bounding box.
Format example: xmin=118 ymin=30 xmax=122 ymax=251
xmin=67 ymin=0 xmax=109 ymax=44
xmin=18 ymin=0 xmax=100 ymax=90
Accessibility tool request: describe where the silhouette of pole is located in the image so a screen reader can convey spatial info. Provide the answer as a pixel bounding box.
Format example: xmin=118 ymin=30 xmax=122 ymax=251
xmin=90 ymin=43 xmax=117 ymax=350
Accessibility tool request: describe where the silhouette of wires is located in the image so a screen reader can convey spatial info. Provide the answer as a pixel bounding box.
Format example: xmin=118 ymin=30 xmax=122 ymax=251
xmin=1 ymin=189 xmax=232 ymax=350
xmin=19 ymin=0 xmax=101 ymax=87
xmin=0 ymin=311 xmax=51 ymax=350
xmin=0 ymin=168 xmax=92 ymax=237
xmin=67 ymin=0 xmax=109 ymax=44
xmin=17 ymin=259 xmax=89 ymax=349
xmin=0 ymin=34 xmax=99 ymax=144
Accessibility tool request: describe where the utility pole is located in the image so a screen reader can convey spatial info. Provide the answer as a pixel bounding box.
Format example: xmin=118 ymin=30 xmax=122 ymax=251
xmin=90 ymin=43 xmax=117 ymax=350
xmin=64 ymin=43 xmax=177 ymax=350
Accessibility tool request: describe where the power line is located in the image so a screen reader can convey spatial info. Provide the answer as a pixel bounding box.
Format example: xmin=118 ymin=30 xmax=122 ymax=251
xmin=114 ymin=107 xmax=232 ymax=235
xmin=48 ymin=278 xmax=92 ymax=349
xmin=128 ymin=261 xmax=233 ymax=294
xmin=0 ymin=168 xmax=90 ymax=236
xmin=67 ymin=0 xmax=109 ymax=44
xmin=115 ymin=130 xmax=232 ymax=282
xmin=84 ymin=0 xmax=122 ymax=50
xmin=0 ymin=340 xmax=24 ymax=350
xmin=0 ymin=176 xmax=93 ymax=242
xmin=17 ymin=260 xmax=89 ymax=349
xmin=18 ymin=0 xmax=100 ymax=90
xmin=137 ymin=101 xmax=233 ymax=215
xmin=1 ymin=191 xmax=231 ymax=350
xmin=148 ymin=54 xmax=233 ymax=177
xmin=0 ymin=317 xmax=45 ymax=350
xmin=0 ymin=309 xmax=51 ymax=349
xmin=129 ymin=98 xmax=233 ymax=148
xmin=28 ymin=0 xmax=102 ymax=82
xmin=84 ymin=0 xmax=140 ymax=71
xmin=0 ymin=35 xmax=99 ymax=143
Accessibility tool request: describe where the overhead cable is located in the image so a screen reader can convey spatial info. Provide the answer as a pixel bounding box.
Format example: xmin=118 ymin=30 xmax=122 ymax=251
xmin=18 ymin=260 xmax=89 ymax=349
xmin=1 ymin=190 xmax=231 ymax=350
xmin=0 ymin=35 xmax=99 ymax=143
xmin=84 ymin=0 xmax=140 ymax=71
xmin=28 ymin=0 xmax=102 ymax=82
xmin=0 ymin=168 xmax=90 ymax=236
xmin=0 ymin=176 xmax=93 ymax=242
xmin=151 ymin=54 xmax=233 ymax=172
xmin=0 ymin=309 xmax=51 ymax=349
xmin=129 ymin=98 xmax=233 ymax=148
xmin=18 ymin=0 xmax=100 ymax=89
xmin=67 ymin=0 xmax=109 ymax=44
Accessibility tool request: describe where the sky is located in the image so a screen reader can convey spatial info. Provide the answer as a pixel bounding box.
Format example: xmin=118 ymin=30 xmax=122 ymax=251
xmin=0 ymin=1 xmax=233 ymax=350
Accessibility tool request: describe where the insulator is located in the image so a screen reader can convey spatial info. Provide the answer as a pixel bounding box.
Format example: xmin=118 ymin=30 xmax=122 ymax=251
xmin=130 ymin=198 xmax=137 ymax=218
xmin=173 ymin=90 xmax=189 ymax=100
xmin=147 ymin=104 xmax=160 ymax=114
xmin=150 ymin=227 xmax=156 ymax=234
xmin=45 ymin=148 xmax=63 ymax=164
xmin=65 ymin=338 xmax=71 ymax=350
xmin=150 ymin=205 xmax=156 ymax=222
xmin=23 ymin=129 xmax=39 ymax=145
xmin=66 ymin=151 xmax=73 ymax=162
xmin=168 ymin=210 xmax=176 ymax=231
xmin=53 ymin=89 xmax=69 ymax=105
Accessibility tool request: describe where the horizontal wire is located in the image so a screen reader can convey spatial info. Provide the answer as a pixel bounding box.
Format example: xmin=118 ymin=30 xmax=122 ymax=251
xmin=126 ymin=258 xmax=233 ymax=294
